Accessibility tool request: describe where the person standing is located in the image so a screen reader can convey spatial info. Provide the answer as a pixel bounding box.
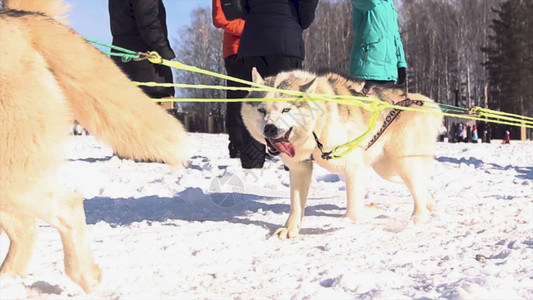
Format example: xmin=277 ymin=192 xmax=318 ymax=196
xmin=237 ymin=0 xmax=319 ymax=169
xmin=472 ymin=125 xmax=479 ymax=143
xmin=502 ymin=130 xmax=511 ymax=144
xmin=349 ymin=0 xmax=407 ymax=91
xmin=212 ymin=0 xmax=247 ymax=158
xmin=108 ymin=0 xmax=175 ymax=99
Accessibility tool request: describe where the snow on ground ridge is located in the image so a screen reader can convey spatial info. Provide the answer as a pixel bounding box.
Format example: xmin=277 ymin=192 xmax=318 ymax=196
xmin=0 ymin=133 xmax=531 ymax=299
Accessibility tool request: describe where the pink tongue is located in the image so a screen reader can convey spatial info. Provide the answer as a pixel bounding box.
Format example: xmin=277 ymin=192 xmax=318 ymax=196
xmin=272 ymin=140 xmax=295 ymax=157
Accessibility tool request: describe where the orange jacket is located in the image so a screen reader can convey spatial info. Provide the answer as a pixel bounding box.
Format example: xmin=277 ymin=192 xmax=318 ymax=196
xmin=212 ymin=0 xmax=245 ymax=58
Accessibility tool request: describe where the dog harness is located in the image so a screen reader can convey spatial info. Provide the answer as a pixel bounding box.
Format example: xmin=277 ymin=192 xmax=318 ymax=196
xmin=313 ymin=99 xmax=425 ymax=160
xmin=365 ymin=99 xmax=424 ymax=149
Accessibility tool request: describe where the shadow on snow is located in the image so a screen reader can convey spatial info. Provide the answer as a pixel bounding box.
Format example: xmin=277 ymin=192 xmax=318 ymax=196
xmin=436 ymin=156 xmax=532 ymax=180
xmin=83 ymin=187 xmax=346 ymax=236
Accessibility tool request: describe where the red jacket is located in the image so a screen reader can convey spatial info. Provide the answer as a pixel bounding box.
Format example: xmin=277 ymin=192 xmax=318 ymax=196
xmin=212 ymin=0 xmax=245 ymax=58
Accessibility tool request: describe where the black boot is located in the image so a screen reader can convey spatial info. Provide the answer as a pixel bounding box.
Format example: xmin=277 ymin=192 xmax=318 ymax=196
xmin=228 ymin=142 xmax=241 ymax=158
xmin=240 ymin=128 xmax=266 ymax=169
xmin=227 ymin=127 xmax=243 ymax=159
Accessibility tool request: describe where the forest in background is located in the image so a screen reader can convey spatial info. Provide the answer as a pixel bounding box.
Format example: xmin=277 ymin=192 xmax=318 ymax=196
xmin=1 ymin=0 xmax=529 ymax=138
xmin=173 ymin=0 xmax=532 ymax=138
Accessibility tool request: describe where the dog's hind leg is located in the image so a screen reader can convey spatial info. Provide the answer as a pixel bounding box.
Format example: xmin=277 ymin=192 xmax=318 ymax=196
xmin=275 ymin=160 xmax=313 ymax=239
xmin=396 ymin=158 xmax=435 ymax=224
xmin=0 ymin=211 xmax=38 ymax=277
xmin=32 ymin=189 xmax=102 ymax=293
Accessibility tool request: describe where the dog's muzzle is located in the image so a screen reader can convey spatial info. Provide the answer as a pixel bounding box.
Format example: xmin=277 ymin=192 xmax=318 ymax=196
xmin=264 ymin=127 xmax=295 ymax=158
xmin=263 ymin=124 xmax=278 ymax=139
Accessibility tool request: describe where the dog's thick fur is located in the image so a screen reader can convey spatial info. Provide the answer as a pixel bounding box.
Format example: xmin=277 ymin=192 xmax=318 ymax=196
xmin=0 ymin=0 xmax=190 ymax=292
xmin=242 ymin=69 xmax=443 ymax=239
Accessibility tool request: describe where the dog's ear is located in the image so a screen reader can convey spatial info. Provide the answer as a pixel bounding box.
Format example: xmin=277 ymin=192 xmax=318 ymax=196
xmin=299 ymin=78 xmax=318 ymax=93
xmin=251 ymin=68 xmax=264 ymax=85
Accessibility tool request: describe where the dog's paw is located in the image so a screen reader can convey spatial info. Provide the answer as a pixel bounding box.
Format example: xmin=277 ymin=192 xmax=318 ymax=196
xmin=426 ymin=198 xmax=436 ymax=212
xmin=274 ymin=227 xmax=299 ymax=240
xmin=346 ymin=203 xmax=380 ymax=222
xmin=411 ymin=209 xmax=431 ymax=225
xmin=76 ymin=264 xmax=102 ymax=294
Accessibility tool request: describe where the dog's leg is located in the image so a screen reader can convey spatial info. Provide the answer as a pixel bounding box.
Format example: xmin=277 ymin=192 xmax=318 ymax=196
xmin=397 ymin=159 xmax=434 ymax=224
xmin=0 ymin=211 xmax=38 ymax=277
xmin=275 ymin=160 xmax=313 ymax=239
xmin=345 ymin=166 xmax=378 ymax=221
xmin=34 ymin=189 xmax=102 ymax=293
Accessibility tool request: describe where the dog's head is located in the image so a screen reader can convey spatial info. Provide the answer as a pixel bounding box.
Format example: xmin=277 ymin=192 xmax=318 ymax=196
xmin=241 ymin=69 xmax=322 ymax=158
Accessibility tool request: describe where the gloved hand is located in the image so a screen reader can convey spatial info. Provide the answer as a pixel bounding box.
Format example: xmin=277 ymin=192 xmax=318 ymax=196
xmin=397 ymin=67 xmax=406 ymax=85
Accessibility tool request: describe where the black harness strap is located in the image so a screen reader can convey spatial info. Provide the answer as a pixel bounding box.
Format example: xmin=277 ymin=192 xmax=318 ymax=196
xmin=313 ymin=132 xmax=336 ymax=160
xmin=365 ymin=99 xmax=424 ymax=150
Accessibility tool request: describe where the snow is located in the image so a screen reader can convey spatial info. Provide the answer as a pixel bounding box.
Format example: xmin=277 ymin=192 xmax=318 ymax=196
xmin=1 ymin=133 xmax=532 ymax=299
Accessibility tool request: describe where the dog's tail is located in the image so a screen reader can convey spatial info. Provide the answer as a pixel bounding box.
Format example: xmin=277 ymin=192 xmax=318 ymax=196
xmin=3 ymin=0 xmax=70 ymax=24
xmin=9 ymin=1 xmax=191 ymax=167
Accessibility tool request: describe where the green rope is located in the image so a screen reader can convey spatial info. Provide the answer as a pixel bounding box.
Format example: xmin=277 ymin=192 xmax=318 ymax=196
xmin=84 ymin=37 xmax=137 ymax=54
xmin=84 ymin=37 xmax=140 ymax=62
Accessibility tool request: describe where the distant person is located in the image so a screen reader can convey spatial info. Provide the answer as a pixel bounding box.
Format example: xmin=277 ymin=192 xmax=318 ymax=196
xmin=466 ymin=125 xmax=472 ymax=142
xmin=109 ymin=0 xmax=175 ymax=99
xmin=212 ymin=0 xmax=246 ymax=159
xmin=237 ymin=0 xmax=319 ymax=169
xmin=457 ymin=122 xmax=465 ymax=142
xmin=349 ymin=0 xmax=407 ymax=91
xmin=472 ymin=125 xmax=479 ymax=143
xmin=461 ymin=123 xmax=467 ymax=142
xmin=449 ymin=122 xmax=457 ymax=143
xmin=502 ymin=130 xmax=511 ymax=144
xmin=482 ymin=124 xmax=492 ymax=143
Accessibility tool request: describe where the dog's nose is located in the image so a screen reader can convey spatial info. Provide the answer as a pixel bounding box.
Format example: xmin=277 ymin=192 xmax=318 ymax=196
xmin=264 ymin=124 xmax=278 ymax=138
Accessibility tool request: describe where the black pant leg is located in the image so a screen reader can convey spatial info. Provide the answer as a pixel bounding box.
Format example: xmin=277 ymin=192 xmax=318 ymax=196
xmin=261 ymin=55 xmax=303 ymax=77
xmin=111 ymin=54 xmax=175 ymax=98
xmin=238 ymin=56 xmax=267 ymax=168
xmin=242 ymin=55 xmax=303 ymax=79
xmin=224 ymin=55 xmax=247 ymax=129
xmin=224 ymin=55 xmax=248 ymax=157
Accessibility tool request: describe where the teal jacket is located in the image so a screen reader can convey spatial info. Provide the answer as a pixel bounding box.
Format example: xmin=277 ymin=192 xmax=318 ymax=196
xmin=349 ymin=0 xmax=407 ymax=81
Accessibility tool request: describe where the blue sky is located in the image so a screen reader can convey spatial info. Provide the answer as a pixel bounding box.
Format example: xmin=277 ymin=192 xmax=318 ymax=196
xmin=66 ymin=0 xmax=211 ymax=49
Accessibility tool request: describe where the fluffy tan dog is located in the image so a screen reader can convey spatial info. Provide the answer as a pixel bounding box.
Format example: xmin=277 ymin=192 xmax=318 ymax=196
xmin=241 ymin=69 xmax=443 ymax=239
xmin=0 ymin=0 xmax=190 ymax=293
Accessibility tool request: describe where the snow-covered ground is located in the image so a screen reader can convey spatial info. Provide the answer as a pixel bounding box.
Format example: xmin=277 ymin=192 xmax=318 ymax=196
xmin=1 ymin=133 xmax=532 ymax=299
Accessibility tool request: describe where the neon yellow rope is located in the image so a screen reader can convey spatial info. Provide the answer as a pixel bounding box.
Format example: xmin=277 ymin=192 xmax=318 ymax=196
xmin=329 ymin=110 xmax=380 ymax=158
xmin=144 ymin=52 xmax=532 ymax=127
xmin=137 ymin=51 xmax=532 ymax=158
xmin=77 ymin=38 xmax=533 ymax=160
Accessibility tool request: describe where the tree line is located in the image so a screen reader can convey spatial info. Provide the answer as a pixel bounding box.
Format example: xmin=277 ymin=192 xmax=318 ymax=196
xmin=172 ymin=0 xmax=531 ymax=138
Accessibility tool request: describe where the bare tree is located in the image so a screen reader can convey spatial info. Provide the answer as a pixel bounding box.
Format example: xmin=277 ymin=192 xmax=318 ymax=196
xmin=482 ymin=0 xmax=533 ymax=138
xmin=170 ymin=0 xmax=529 ymax=136
xmin=304 ymin=0 xmax=353 ymax=73
xmin=400 ymin=0 xmax=499 ymax=107
xmin=172 ymin=7 xmax=225 ymax=132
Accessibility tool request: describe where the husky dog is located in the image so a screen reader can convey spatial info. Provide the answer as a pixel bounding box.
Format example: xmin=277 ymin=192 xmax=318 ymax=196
xmin=241 ymin=69 xmax=443 ymax=239
xmin=0 ymin=0 xmax=190 ymax=292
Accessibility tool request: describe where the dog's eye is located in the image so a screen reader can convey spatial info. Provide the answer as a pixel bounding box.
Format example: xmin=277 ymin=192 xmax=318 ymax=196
xmin=282 ymin=108 xmax=291 ymax=113
xmin=258 ymin=108 xmax=266 ymax=114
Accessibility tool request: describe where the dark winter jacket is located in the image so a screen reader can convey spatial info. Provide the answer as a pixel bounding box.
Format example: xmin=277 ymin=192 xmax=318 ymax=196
xmin=238 ymin=0 xmax=319 ymax=59
xmin=109 ymin=0 xmax=175 ymax=60
xmin=108 ymin=0 xmax=175 ymax=98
